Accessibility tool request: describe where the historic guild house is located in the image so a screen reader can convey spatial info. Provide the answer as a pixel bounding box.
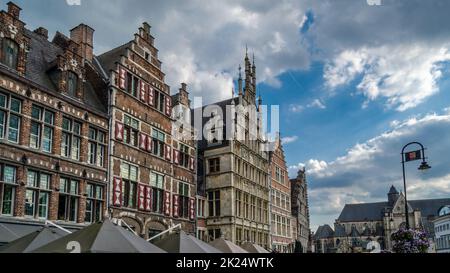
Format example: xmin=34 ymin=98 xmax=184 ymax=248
xmin=0 ymin=2 xmax=309 ymax=251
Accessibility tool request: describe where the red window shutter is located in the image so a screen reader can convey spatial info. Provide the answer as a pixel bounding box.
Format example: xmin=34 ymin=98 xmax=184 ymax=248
xmin=164 ymin=191 xmax=171 ymax=216
xmin=138 ymin=184 xmax=145 ymax=210
xmin=146 ymin=135 xmax=153 ymax=153
xmin=119 ymin=67 xmax=127 ymax=90
xmin=173 ymin=194 xmax=179 ymax=218
xmin=189 ymin=156 xmax=195 ymax=171
xmin=145 ymin=186 xmax=152 ymax=212
xmin=148 ymin=86 xmax=154 ymax=106
xmin=173 ymin=149 xmax=179 ymax=165
xmin=189 ymin=198 xmax=195 ymax=220
xmin=165 ymin=96 xmax=172 ymax=116
xmin=113 ymin=177 xmax=122 ymax=207
xmin=115 ymin=122 xmax=124 ymax=141
xmin=165 ymin=144 xmax=172 ymax=161
xmin=139 ymin=132 xmax=147 ymax=150
xmin=139 ymin=81 xmax=147 ymax=102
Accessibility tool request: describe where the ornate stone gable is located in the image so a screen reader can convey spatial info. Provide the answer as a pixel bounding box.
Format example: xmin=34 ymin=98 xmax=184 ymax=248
xmin=0 ymin=2 xmax=30 ymax=75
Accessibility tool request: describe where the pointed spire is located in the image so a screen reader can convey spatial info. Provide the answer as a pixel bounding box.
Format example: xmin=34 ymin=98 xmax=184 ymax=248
xmin=238 ymin=64 xmax=243 ymax=96
xmin=252 ymin=53 xmax=256 ymax=68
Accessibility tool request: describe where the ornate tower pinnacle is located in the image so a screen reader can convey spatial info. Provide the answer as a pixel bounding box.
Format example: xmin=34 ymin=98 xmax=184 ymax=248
xmin=238 ymin=64 xmax=243 ymax=96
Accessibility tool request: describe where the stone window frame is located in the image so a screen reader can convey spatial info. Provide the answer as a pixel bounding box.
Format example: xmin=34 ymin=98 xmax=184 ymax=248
xmin=1 ymin=38 xmax=19 ymax=70
xmin=120 ymin=161 xmax=139 ymax=209
xmin=84 ymin=182 xmax=104 ymax=223
xmin=0 ymin=164 xmax=17 ymax=216
xmin=29 ymin=104 xmax=55 ymax=153
xmin=0 ymin=91 xmax=22 ymax=143
xmin=24 ymin=169 xmax=51 ymax=220
xmin=61 ymin=116 xmax=82 ymax=160
xmin=88 ymin=126 xmax=107 ymax=167
xmin=57 ymin=177 xmax=80 ymax=223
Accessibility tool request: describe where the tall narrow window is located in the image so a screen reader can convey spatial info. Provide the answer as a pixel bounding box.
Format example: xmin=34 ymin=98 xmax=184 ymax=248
xmin=0 ymin=94 xmax=22 ymax=143
xmin=125 ymin=73 xmax=139 ymax=97
xmin=235 ymin=189 xmax=242 ymax=217
xmin=29 ymin=105 xmax=54 ymax=153
xmin=85 ymin=183 xmax=104 ymax=223
xmin=208 ymin=190 xmax=220 ymax=217
xmin=150 ymin=172 xmax=164 ymax=213
xmin=154 ymin=90 xmax=165 ymax=113
xmin=1 ymin=39 xmax=19 ymax=70
xmin=123 ymin=115 xmax=139 ymax=147
xmin=178 ymin=182 xmax=190 ymax=218
xmin=121 ymin=162 xmax=138 ymax=209
xmin=179 ymin=144 xmax=190 ymax=168
xmin=151 ymin=129 xmax=165 ymax=158
xmin=61 ymin=117 xmax=82 ymax=160
xmin=88 ymin=127 xmax=106 ymax=167
xmin=58 ymin=178 xmax=80 ymax=222
xmin=67 ymin=71 xmax=78 ymax=97
xmin=25 ymin=170 xmax=50 ymax=219
xmin=0 ymin=165 xmax=17 ymax=216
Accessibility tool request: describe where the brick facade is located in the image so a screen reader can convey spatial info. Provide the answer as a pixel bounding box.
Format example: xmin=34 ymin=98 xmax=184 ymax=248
xmin=269 ymin=133 xmax=297 ymax=252
xmin=0 ymin=2 xmax=109 ymax=232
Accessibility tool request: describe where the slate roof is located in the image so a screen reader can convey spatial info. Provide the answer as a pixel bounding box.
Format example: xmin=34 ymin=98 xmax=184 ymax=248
xmin=338 ymin=202 xmax=388 ymax=222
xmin=388 ymin=185 xmax=399 ymax=195
xmin=313 ymin=224 xmax=334 ymax=239
xmin=337 ymin=198 xmax=450 ymax=222
xmin=16 ymin=29 xmax=108 ymax=114
xmin=334 ymin=224 xmax=347 ymax=237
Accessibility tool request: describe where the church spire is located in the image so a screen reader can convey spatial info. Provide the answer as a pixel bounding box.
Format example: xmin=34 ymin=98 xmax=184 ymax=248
xmin=244 ymin=47 xmax=255 ymax=104
xmin=252 ymin=53 xmax=256 ymax=93
xmin=238 ymin=64 xmax=243 ymax=96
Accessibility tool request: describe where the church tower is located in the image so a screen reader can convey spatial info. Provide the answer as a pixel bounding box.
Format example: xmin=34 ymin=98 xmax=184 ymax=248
xmin=244 ymin=48 xmax=256 ymax=104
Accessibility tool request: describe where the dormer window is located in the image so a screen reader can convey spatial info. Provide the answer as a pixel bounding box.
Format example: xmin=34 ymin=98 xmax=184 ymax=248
xmin=67 ymin=71 xmax=78 ymax=97
xmin=1 ymin=39 xmax=19 ymax=70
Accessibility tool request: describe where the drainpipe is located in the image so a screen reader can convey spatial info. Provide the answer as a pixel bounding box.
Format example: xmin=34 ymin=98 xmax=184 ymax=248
xmin=105 ymin=72 xmax=114 ymax=219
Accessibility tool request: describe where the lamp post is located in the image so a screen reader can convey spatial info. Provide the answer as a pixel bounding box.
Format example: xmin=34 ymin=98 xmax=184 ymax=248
xmin=401 ymin=142 xmax=431 ymax=230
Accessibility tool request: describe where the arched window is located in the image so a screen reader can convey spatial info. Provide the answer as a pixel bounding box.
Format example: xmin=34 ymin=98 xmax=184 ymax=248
xmin=1 ymin=39 xmax=19 ymax=70
xmin=67 ymin=71 xmax=78 ymax=97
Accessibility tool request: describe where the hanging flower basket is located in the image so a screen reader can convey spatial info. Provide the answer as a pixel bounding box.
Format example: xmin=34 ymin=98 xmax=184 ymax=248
xmin=391 ymin=228 xmax=430 ymax=253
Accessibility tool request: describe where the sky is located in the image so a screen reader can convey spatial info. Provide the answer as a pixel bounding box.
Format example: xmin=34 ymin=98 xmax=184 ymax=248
xmin=7 ymin=0 xmax=450 ymax=231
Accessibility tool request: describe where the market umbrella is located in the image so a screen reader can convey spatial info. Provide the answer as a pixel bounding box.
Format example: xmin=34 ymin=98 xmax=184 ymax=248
xmin=241 ymin=242 xmax=270 ymax=253
xmin=0 ymin=226 xmax=67 ymax=253
xmin=153 ymin=230 xmax=222 ymax=253
xmin=209 ymin=237 xmax=248 ymax=253
xmin=33 ymin=219 xmax=165 ymax=253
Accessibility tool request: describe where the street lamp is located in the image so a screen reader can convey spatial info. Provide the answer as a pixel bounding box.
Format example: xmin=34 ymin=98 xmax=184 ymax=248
xmin=401 ymin=142 xmax=431 ymax=230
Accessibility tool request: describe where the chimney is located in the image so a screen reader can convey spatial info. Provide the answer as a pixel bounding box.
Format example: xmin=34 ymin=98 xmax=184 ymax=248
xmin=181 ymin=82 xmax=187 ymax=91
xmin=7 ymin=2 xmax=21 ymax=19
xmin=70 ymin=24 xmax=94 ymax=63
xmin=34 ymin=27 xmax=48 ymax=40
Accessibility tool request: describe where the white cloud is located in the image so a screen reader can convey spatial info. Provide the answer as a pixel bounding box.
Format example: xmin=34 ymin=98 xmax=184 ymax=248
xmin=307 ymin=99 xmax=326 ymax=109
xmin=324 ymin=44 xmax=450 ymax=111
xmin=289 ymin=104 xmax=304 ymax=113
xmin=281 ymin=135 xmax=298 ymax=145
xmin=294 ymin=112 xmax=450 ymax=228
xmin=289 ymin=99 xmax=326 ymax=113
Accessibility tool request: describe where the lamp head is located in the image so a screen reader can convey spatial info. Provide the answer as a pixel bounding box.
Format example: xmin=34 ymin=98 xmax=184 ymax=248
xmin=418 ymin=161 xmax=431 ymax=171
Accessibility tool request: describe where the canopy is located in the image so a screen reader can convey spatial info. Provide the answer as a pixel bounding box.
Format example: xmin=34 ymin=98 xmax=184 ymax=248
xmin=209 ymin=237 xmax=248 ymax=253
xmin=153 ymin=230 xmax=222 ymax=253
xmin=0 ymin=226 xmax=67 ymax=253
xmin=241 ymin=242 xmax=270 ymax=253
xmin=33 ymin=219 xmax=165 ymax=253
